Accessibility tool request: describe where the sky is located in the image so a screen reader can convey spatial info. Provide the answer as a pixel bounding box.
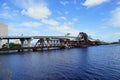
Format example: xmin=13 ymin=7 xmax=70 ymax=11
xmin=0 ymin=0 xmax=120 ymax=42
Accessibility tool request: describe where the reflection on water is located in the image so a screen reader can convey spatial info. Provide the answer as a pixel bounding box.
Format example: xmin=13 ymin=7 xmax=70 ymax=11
xmin=0 ymin=44 xmax=120 ymax=80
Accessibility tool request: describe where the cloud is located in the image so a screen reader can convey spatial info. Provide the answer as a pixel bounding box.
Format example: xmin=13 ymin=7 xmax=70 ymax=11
xmin=9 ymin=27 xmax=41 ymax=36
xmin=72 ymin=18 xmax=78 ymax=22
xmin=8 ymin=23 xmax=41 ymax=36
xmin=114 ymin=32 xmax=120 ymax=35
xmin=82 ymin=0 xmax=109 ymax=7
xmin=58 ymin=16 xmax=67 ymax=20
xmin=42 ymin=19 xmax=59 ymax=26
xmin=9 ymin=25 xmax=29 ymax=35
xmin=117 ymin=1 xmax=120 ymax=5
xmin=1 ymin=3 xmax=10 ymax=9
xmin=0 ymin=3 xmax=17 ymax=20
xmin=21 ymin=4 xmax=51 ymax=20
xmin=41 ymin=19 xmax=79 ymax=35
xmin=0 ymin=10 xmax=20 ymax=20
xmin=49 ymin=22 xmax=79 ymax=35
xmin=100 ymin=26 xmax=108 ymax=29
xmin=11 ymin=0 xmax=47 ymax=9
xmin=0 ymin=13 xmax=12 ymax=19
xmin=20 ymin=22 xmax=42 ymax=27
xmin=60 ymin=1 xmax=69 ymax=6
xmin=57 ymin=11 xmax=69 ymax=15
xmin=109 ymin=7 xmax=120 ymax=27
xmin=0 ymin=2 xmax=19 ymax=20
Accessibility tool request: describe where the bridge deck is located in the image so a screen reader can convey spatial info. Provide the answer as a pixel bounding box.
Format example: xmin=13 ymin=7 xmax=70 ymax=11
xmin=0 ymin=36 xmax=76 ymax=39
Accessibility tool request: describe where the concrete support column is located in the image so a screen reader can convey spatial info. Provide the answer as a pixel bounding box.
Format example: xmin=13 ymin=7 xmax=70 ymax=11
xmin=60 ymin=39 xmax=64 ymax=46
xmin=20 ymin=39 xmax=25 ymax=47
xmin=53 ymin=40 xmax=55 ymax=46
xmin=7 ymin=39 xmax=9 ymax=48
xmin=49 ymin=40 xmax=52 ymax=46
xmin=46 ymin=38 xmax=50 ymax=47
xmin=57 ymin=40 xmax=60 ymax=46
xmin=0 ymin=39 xmax=2 ymax=48
xmin=27 ymin=39 xmax=31 ymax=47
xmin=20 ymin=38 xmax=31 ymax=47
xmin=51 ymin=40 xmax=53 ymax=46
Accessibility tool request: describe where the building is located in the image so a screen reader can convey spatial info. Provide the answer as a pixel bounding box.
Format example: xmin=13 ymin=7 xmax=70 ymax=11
xmin=0 ymin=22 xmax=8 ymax=48
xmin=0 ymin=22 xmax=8 ymax=36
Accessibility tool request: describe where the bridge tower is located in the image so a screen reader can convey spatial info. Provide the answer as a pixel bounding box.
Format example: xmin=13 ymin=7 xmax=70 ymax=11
xmin=76 ymin=32 xmax=88 ymax=42
xmin=75 ymin=32 xmax=89 ymax=47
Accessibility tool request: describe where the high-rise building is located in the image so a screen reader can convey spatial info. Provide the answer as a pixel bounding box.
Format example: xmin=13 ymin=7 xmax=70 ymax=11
xmin=0 ymin=22 xmax=8 ymax=48
xmin=0 ymin=22 xmax=8 ymax=36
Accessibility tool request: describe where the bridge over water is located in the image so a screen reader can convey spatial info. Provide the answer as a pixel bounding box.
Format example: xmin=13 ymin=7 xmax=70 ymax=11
xmin=0 ymin=32 xmax=100 ymax=52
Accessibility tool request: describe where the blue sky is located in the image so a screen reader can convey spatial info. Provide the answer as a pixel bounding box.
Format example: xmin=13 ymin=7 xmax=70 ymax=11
xmin=0 ymin=0 xmax=120 ymax=42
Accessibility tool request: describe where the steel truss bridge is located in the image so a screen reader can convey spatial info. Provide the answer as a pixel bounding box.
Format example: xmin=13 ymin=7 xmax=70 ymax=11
xmin=0 ymin=32 xmax=100 ymax=52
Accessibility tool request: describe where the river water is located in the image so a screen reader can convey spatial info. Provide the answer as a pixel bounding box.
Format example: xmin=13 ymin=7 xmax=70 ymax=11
xmin=0 ymin=44 xmax=120 ymax=80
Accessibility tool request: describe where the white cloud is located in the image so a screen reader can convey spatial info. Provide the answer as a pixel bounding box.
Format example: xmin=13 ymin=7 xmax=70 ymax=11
xmin=30 ymin=31 xmax=41 ymax=35
xmin=114 ymin=32 xmax=120 ymax=35
xmin=11 ymin=0 xmax=47 ymax=9
xmin=21 ymin=4 xmax=51 ymax=20
xmin=0 ymin=10 xmax=20 ymax=20
xmin=0 ymin=13 xmax=12 ymax=19
xmin=100 ymin=26 xmax=108 ymax=29
xmin=42 ymin=19 xmax=59 ymax=26
xmin=49 ymin=22 xmax=79 ymax=35
xmin=82 ymin=0 xmax=109 ymax=7
xmin=2 ymin=3 xmax=10 ymax=9
xmin=117 ymin=1 xmax=120 ymax=5
xmin=0 ymin=2 xmax=20 ymax=20
xmin=41 ymin=18 xmax=79 ymax=35
xmin=9 ymin=25 xmax=28 ymax=35
xmin=9 ymin=27 xmax=41 ymax=36
xmin=60 ymin=1 xmax=69 ymax=6
xmin=20 ymin=22 xmax=42 ymax=27
xmin=8 ymin=23 xmax=41 ymax=36
xmin=109 ymin=7 xmax=120 ymax=27
xmin=72 ymin=18 xmax=78 ymax=22
xmin=0 ymin=3 xmax=14 ymax=19
xmin=57 ymin=11 xmax=69 ymax=15
xmin=58 ymin=16 xmax=67 ymax=20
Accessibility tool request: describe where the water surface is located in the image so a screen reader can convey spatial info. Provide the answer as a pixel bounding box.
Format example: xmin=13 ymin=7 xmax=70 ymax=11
xmin=0 ymin=44 xmax=120 ymax=80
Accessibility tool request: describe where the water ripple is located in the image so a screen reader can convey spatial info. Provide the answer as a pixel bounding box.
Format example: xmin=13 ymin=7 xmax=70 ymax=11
xmin=0 ymin=44 xmax=120 ymax=80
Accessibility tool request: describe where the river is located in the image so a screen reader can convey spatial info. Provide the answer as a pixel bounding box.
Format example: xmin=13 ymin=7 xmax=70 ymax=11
xmin=0 ymin=44 xmax=120 ymax=80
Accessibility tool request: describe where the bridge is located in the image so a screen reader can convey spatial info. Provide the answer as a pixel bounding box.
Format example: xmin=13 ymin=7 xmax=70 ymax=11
xmin=0 ymin=32 xmax=100 ymax=52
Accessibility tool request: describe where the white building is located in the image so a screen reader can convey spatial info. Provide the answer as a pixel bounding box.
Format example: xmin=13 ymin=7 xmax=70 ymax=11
xmin=0 ymin=22 xmax=8 ymax=36
xmin=0 ymin=22 xmax=8 ymax=48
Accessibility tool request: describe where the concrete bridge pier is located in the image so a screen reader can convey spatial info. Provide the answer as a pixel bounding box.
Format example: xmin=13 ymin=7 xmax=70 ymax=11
xmin=20 ymin=38 xmax=32 ymax=47
xmin=26 ymin=39 xmax=31 ymax=47
xmin=20 ymin=38 xmax=24 ymax=47
xmin=7 ymin=39 xmax=9 ymax=48
xmin=19 ymin=38 xmax=32 ymax=51
xmin=0 ymin=39 xmax=2 ymax=48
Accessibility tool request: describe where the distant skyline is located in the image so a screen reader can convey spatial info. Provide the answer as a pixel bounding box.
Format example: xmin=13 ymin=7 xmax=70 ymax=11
xmin=0 ymin=0 xmax=120 ymax=42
